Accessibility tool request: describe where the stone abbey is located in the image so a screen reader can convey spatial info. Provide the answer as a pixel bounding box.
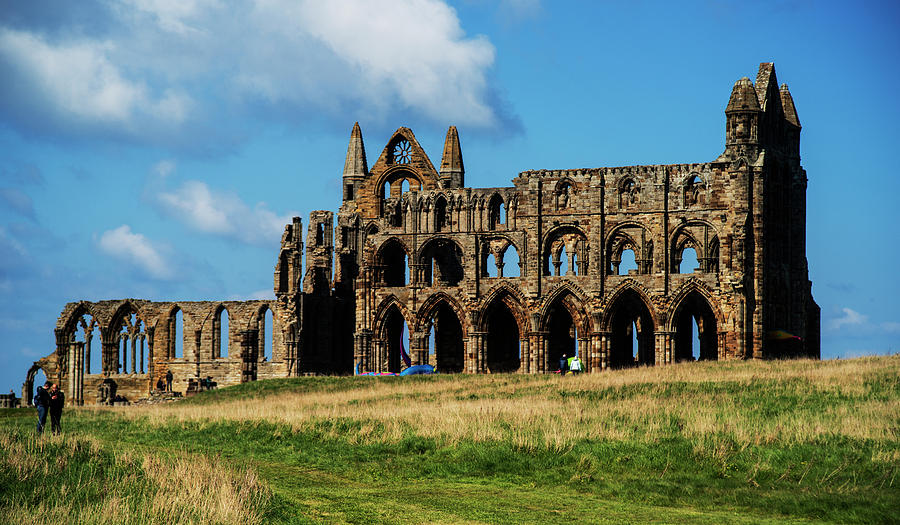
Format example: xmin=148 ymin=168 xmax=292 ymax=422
xmin=26 ymin=63 xmax=819 ymax=405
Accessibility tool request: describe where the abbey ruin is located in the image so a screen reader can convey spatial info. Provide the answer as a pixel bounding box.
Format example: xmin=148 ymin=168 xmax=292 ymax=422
xmin=25 ymin=63 xmax=819 ymax=405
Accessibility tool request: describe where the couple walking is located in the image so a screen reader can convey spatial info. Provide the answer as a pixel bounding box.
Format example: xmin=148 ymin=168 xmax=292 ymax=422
xmin=34 ymin=381 xmax=65 ymax=435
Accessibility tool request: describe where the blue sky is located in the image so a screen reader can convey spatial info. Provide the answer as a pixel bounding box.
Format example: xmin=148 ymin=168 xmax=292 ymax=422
xmin=2 ymin=0 xmax=898 ymax=393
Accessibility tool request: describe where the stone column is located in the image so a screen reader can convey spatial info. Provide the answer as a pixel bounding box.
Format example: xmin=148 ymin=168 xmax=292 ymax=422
xmin=519 ymin=337 xmax=531 ymax=373
xmin=600 ymin=332 xmax=610 ymax=371
xmin=139 ymin=336 xmax=145 ymax=374
xmin=85 ymin=334 xmax=92 ymax=374
xmin=373 ymin=339 xmax=386 ymax=373
xmin=130 ymin=334 xmax=137 ymax=374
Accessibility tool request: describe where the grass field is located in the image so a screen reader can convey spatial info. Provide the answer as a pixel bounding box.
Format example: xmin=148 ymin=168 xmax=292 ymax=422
xmin=1 ymin=355 xmax=898 ymax=524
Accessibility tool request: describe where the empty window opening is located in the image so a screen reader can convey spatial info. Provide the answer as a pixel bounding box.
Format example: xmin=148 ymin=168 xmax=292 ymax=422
xmin=679 ymin=247 xmax=699 ymax=273
xmin=488 ymin=194 xmax=505 ymax=230
xmin=504 ymin=246 xmax=521 ymax=277
xmin=401 ymin=179 xmax=410 ymax=193
xmin=87 ymin=322 xmax=101 ymax=375
xmin=262 ymin=308 xmax=273 ymax=361
xmin=558 ymin=246 xmax=569 ymax=276
xmin=215 ymin=308 xmax=230 ymax=358
xmin=378 ymin=241 xmax=409 ymax=286
xmin=619 ymin=249 xmax=638 ymax=275
xmin=485 ymin=253 xmax=498 ymax=277
xmin=172 ymin=309 xmax=184 ymax=359
xmin=316 ymin=223 xmax=325 ymax=246
xmin=383 ymin=181 xmax=392 ymax=198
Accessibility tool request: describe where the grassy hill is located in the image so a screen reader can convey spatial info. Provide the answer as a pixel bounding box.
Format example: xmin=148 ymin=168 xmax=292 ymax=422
xmin=1 ymin=356 xmax=898 ymax=524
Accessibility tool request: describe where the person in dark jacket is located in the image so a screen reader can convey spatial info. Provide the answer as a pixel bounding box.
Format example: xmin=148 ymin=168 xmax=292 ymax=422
xmin=165 ymin=370 xmax=173 ymax=392
xmin=559 ymin=354 xmax=569 ymax=375
xmin=34 ymin=381 xmax=51 ymax=434
xmin=48 ymin=383 xmax=65 ymax=435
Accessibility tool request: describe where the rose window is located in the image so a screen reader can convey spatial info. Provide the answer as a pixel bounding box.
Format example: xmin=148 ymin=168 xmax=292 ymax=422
xmin=392 ymin=140 xmax=411 ymax=164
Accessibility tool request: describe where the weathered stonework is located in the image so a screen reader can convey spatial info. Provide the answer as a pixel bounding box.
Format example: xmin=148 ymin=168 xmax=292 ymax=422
xmin=26 ymin=63 xmax=819 ymax=405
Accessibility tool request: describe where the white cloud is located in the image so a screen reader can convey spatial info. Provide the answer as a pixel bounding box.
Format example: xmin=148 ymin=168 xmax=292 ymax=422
xmin=157 ymin=180 xmax=296 ymax=245
xmin=0 ymin=0 xmax=511 ymax=145
xmin=0 ymin=28 xmax=191 ymax=130
xmin=97 ymin=225 xmax=173 ymax=280
xmin=828 ymin=307 xmax=867 ymax=331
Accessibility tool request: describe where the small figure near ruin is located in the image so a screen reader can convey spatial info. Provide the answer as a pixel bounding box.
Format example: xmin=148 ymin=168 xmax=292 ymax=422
xmin=165 ymin=370 xmax=173 ymax=392
xmin=34 ymin=381 xmax=51 ymax=434
xmin=49 ymin=383 xmax=65 ymax=435
xmin=559 ymin=354 xmax=569 ymax=375
xmin=569 ymin=355 xmax=583 ymax=374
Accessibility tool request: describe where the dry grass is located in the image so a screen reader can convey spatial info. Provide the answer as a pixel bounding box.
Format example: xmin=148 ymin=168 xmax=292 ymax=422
xmin=0 ymin=429 xmax=271 ymax=525
xmin=109 ymin=355 xmax=900 ymax=451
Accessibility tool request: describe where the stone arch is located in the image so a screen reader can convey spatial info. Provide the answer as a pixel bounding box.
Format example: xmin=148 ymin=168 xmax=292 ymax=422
xmin=108 ymin=301 xmax=148 ymax=374
xmin=248 ymin=303 xmax=276 ymax=362
xmin=542 ymin=225 xmax=589 ymax=276
xmin=487 ymin=192 xmax=505 ymax=230
xmin=212 ymin=304 xmax=231 ymax=359
xmin=433 ymin=193 xmax=449 ymax=232
xmin=666 ymin=282 xmax=724 ymax=362
xmin=24 ymin=363 xmax=48 ymax=406
xmin=475 ymin=282 xmax=530 ymax=334
xmin=481 ymin=235 xmax=520 ymax=278
xmin=670 ymin=221 xmax=719 ymax=273
xmin=603 ymin=282 xmax=658 ymax=368
xmin=415 ymin=293 xmax=466 ymax=373
xmin=606 ymin=222 xmax=653 ymax=275
xmin=419 ymin=236 xmax=464 ymax=286
xmin=682 ymin=172 xmax=708 ymax=207
xmin=375 ymin=237 xmax=411 ymax=286
xmin=538 ymin=284 xmax=593 ymax=366
xmin=373 ymin=296 xmax=414 ymax=373
xmin=618 ymin=176 xmax=641 ymax=208
xmin=555 ymin=178 xmax=577 ymax=209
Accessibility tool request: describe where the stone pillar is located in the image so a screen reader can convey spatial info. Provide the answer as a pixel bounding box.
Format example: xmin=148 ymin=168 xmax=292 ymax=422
xmin=373 ymin=339 xmax=386 ymax=373
xmin=520 ymin=337 xmax=531 ymax=373
xmin=467 ymin=332 xmax=485 ymax=373
xmin=130 ymin=335 xmax=137 ymax=374
xmin=139 ymin=336 xmax=145 ymax=374
xmin=85 ymin=334 xmax=92 ymax=374
xmin=600 ymin=332 xmax=610 ymax=370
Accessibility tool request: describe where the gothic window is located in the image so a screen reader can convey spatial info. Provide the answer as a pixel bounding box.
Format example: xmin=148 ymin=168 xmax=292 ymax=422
xmin=684 ymin=174 xmax=703 ymax=207
xmin=488 ymin=194 xmax=505 ymax=230
xmin=556 ymin=181 xmax=574 ymax=210
xmin=390 ymin=140 xmax=412 ymax=165
xmin=619 ymin=179 xmax=639 ymax=208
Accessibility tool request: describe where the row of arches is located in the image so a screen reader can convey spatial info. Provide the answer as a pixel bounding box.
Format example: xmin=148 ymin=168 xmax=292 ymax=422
xmin=365 ymin=282 xmax=723 ymax=374
xmin=380 ymin=183 xmax=519 ymax=233
xmin=59 ymin=302 xmax=276 ymax=377
xmin=371 ymin=220 xmax=721 ymax=287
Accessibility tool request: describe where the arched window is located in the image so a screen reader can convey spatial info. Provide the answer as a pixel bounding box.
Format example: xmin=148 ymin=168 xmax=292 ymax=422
xmin=679 ymin=247 xmax=699 ymax=273
xmin=434 ymin=196 xmax=448 ymax=232
xmin=488 ymin=194 xmax=505 ymax=230
xmin=619 ymin=249 xmax=638 ymax=275
xmin=169 ymin=307 xmax=183 ymax=359
xmin=260 ymin=307 xmax=273 ymax=361
xmin=485 ymin=253 xmax=498 ymax=277
xmin=213 ymin=307 xmax=230 ymax=358
xmin=504 ymin=244 xmax=521 ymax=277
xmin=377 ymin=239 xmax=409 ymax=286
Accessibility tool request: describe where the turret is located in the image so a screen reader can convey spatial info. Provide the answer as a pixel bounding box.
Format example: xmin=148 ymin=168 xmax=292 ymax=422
xmin=725 ymin=77 xmax=762 ymax=159
xmin=342 ymin=122 xmax=368 ymax=202
xmin=275 ymin=216 xmax=303 ymax=297
xmin=439 ymin=125 xmax=464 ymax=189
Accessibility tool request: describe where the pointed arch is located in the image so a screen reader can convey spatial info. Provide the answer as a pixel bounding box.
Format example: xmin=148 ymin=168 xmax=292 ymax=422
xmin=375 ymin=237 xmax=410 ymax=286
xmin=602 ymin=281 xmax=658 ymax=369
xmin=543 ymin=225 xmax=589 ymax=276
xmin=420 ymin=236 xmax=464 ymax=286
xmin=487 ymin=193 xmax=505 ymax=230
xmin=606 ymin=222 xmax=653 ymax=275
xmin=539 ymin=284 xmax=593 ymax=367
xmin=213 ymin=304 xmax=230 ymax=359
xmin=416 ymin=293 xmax=466 ymax=373
xmin=667 ymin=283 xmax=722 ymax=362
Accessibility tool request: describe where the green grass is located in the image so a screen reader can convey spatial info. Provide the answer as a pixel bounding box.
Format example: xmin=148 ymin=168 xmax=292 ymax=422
xmin=1 ymin=357 xmax=898 ymax=524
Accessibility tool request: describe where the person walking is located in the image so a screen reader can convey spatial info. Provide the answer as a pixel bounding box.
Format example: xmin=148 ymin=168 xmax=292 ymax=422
xmin=569 ymin=354 xmax=583 ymax=374
xmin=559 ymin=353 xmax=569 ymax=375
xmin=48 ymin=383 xmax=65 ymax=435
xmin=34 ymin=381 xmax=51 ymax=434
